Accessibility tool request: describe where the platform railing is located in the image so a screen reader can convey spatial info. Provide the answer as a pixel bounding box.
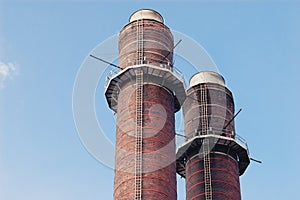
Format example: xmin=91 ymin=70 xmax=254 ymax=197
xmin=235 ymin=134 xmax=249 ymax=154
xmin=105 ymin=68 xmax=119 ymax=89
xmin=183 ymin=127 xmax=249 ymax=153
xmin=104 ymin=62 xmax=186 ymax=89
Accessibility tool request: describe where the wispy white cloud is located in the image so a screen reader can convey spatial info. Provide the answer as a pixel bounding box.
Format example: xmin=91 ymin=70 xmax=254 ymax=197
xmin=0 ymin=61 xmax=18 ymax=89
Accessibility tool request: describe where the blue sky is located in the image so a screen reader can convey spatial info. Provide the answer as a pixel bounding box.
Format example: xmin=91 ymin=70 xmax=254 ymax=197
xmin=0 ymin=1 xmax=300 ymax=200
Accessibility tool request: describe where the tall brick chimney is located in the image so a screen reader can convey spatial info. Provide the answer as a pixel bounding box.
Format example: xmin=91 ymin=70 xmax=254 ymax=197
xmin=105 ymin=9 xmax=185 ymax=199
xmin=176 ymin=71 xmax=250 ymax=200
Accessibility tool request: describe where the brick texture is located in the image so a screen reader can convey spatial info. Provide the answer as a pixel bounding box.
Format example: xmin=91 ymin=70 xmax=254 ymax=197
xmin=114 ymin=83 xmax=177 ymax=200
xmin=183 ymin=83 xmax=236 ymax=140
xmin=119 ymin=19 xmax=174 ymax=68
xmin=183 ymin=83 xmax=241 ymax=200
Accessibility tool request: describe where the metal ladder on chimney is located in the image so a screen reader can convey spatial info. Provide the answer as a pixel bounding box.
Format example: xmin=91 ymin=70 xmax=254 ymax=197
xmin=135 ymin=19 xmax=144 ymax=200
xmin=200 ymin=84 xmax=213 ymax=200
xmin=136 ymin=19 xmax=144 ymax=65
xmin=135 ymin=68 xmax=143 ymax=200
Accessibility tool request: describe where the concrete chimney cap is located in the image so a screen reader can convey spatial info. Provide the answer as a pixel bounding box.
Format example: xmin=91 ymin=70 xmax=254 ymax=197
xmin=129 ymin=9 xmax=164 ymax=23
xmin=189 ymin=71 xmax=226 ymax=87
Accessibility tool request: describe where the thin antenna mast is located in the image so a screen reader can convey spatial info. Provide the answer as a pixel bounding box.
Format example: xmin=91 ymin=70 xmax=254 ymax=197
xmin=223 ymin=108 xmax=242 ymax=129
xmin=90 ymin=54 xmax=122 ymax=69
xmin=159 ymin=39 xmax=182 ymax=64
xmin=250 ymin=158 xmax=262 ymax=164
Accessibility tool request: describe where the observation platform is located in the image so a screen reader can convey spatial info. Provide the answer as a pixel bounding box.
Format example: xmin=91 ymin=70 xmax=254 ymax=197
xmin=176 ymin=130 xmax=250 ymax=177
xmin=105 ymin=64 xmax=186 ymax=113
